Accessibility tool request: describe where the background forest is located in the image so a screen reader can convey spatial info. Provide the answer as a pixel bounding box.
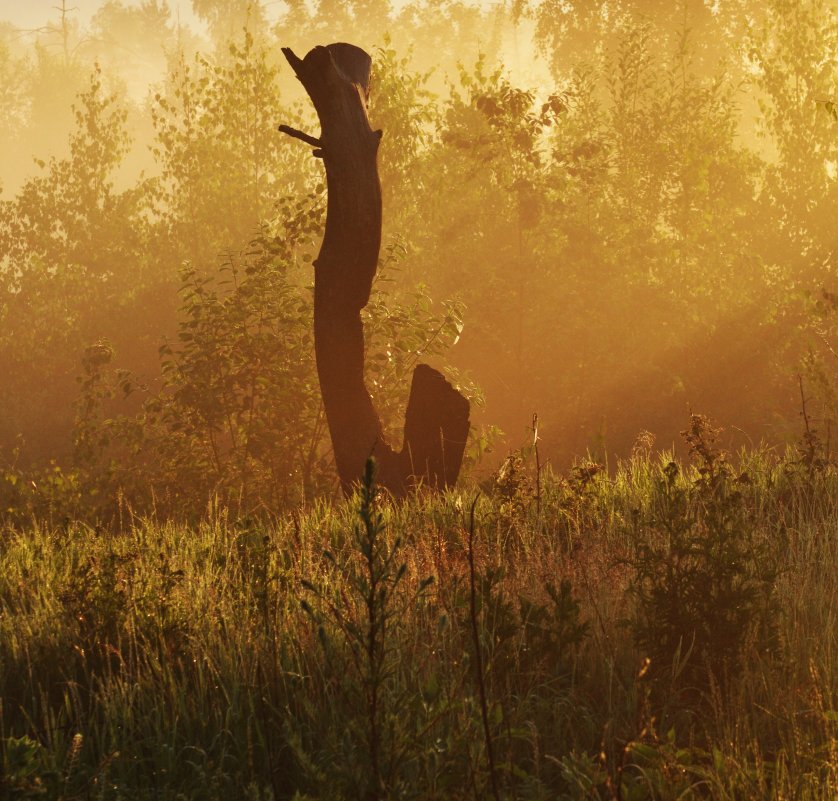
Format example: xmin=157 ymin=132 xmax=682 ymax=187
xmin=0 ymin=0 xmax=836 ymax=515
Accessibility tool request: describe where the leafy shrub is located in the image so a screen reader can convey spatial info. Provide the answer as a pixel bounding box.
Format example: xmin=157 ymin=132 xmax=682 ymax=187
xmin=0 ymin=733 xmax=102 ymax=801
xmin=68 ymin=203 xmax=475 ymax=519
xmin=0 ymin=443 xmax=84 ymax=526
xmin=491 ymin=452 xmax=534 ymax=519
xmin=0 ymin=735 xmax=51 ymax=799
xmin=72 ymin=210 xmax=322 ymax=515
xmin=627 ymin=415 xmax=780 ymax=697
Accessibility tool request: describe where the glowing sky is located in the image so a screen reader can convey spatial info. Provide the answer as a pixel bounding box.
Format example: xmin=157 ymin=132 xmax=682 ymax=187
xmin=0 ymin=0 xmax=199 ymax=30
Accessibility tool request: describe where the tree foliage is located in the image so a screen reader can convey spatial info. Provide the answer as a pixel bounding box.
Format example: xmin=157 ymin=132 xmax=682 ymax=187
xmin=0 ymin=0 xmax=835 ymax=516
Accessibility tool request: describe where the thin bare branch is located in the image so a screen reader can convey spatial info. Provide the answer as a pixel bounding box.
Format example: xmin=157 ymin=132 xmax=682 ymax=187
xmin=277 ymin=125 xmax=322 ymax=149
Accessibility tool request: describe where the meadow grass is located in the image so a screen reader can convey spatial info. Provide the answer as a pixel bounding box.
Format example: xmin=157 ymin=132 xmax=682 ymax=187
xmin=1 ymin=447 xmax=835 ymax=799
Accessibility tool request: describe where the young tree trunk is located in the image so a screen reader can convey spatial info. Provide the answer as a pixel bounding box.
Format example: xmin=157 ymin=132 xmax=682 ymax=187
xmin=279 ymin=43 xmax=470 ymax=496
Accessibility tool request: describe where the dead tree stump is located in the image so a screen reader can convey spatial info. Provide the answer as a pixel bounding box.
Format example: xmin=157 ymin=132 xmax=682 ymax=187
xmin=279 ymin=43 xmax=470 ymax=496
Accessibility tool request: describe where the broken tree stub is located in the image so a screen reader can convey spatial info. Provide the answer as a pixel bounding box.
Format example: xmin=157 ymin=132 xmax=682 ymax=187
xmin=279 ymin=43 xmax=470 ymax=496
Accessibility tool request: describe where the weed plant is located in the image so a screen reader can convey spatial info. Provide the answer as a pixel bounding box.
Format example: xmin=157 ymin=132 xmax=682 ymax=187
xmin=1 ymin=447 xmax=836 ymax=799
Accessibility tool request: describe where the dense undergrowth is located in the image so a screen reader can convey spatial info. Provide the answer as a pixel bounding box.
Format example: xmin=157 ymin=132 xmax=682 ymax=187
xmin=1 ymin=426 xmax=836 ymax=799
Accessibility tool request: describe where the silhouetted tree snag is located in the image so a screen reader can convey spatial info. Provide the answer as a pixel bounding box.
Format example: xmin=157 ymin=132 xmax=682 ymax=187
xmin=279 ymin=43 xmax=470 ymax=496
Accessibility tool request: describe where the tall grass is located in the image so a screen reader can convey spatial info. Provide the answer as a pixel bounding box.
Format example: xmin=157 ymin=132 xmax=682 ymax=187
xmin=1 ymin=447 xmax=835 ymax=799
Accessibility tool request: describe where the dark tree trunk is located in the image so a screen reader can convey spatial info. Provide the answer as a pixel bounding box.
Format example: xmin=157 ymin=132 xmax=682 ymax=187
xmin=279 ymin=43 xmax=470 ymax=496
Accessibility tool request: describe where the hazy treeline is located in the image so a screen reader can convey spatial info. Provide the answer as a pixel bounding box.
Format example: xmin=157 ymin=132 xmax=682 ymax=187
xmin=0 ymin=0 xmax=836 ymax=517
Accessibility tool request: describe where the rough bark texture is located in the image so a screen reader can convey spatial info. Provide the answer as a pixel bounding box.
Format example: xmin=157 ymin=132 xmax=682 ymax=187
xmin=280 ymin=43 xmax=470 ymax=496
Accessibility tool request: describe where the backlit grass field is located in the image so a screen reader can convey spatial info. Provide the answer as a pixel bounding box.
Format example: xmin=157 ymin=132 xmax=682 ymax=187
xmin=2 ymin=442 xmax=836 ymax=799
